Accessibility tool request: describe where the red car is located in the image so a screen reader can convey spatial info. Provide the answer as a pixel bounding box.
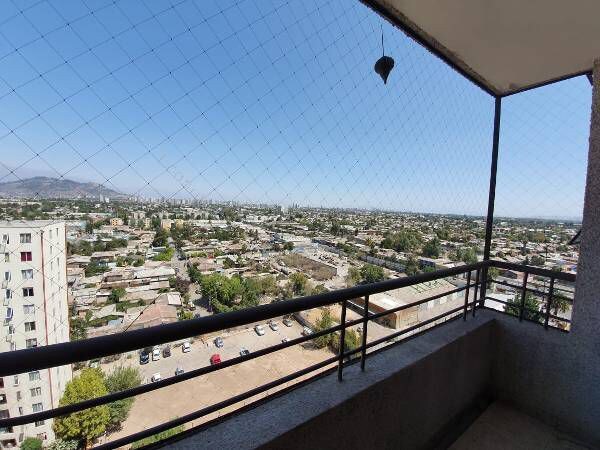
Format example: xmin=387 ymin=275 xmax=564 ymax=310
xmin=210 ymin=354 xmax=221 ymax=365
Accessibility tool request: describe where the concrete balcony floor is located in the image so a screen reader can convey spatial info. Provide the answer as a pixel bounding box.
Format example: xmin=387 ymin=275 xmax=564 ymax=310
xmin=451 ymin=402 xmax=588 ymax=450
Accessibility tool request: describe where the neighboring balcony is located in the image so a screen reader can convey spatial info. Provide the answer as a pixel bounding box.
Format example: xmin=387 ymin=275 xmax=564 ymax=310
xmin=1 ymin=260 xmax=594 ymax=450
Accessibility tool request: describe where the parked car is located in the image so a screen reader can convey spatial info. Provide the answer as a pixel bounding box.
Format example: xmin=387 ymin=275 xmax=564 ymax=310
xmin=268 ymin=320 xmax=279 ymax=331
xmin=214 ymin=337 xmax=224 ymax=348
xmin=302 ymin=326 xmax=313 ymax=336
xmin=281 ymin=337 xmax=290 ymax=343
xmin=182 ymin=341 xmax=191 ymax=353
xmin=283 ymin=317 xmax=293 ymax=327
xmin=210 ymin=354 xmax=221 ymax=365
xmin=254 ymin=325 xmax=265 ymax=336
xmin=175 ymin=367 xmax=185 ymax=376
xmin=139 ymin=352 xmax=150 ymax=365
xmin=151 ymin=373 xmax=161 ymax=382
xmin=239 ymin=348 xmax=250 ymax=356
xmin=152 ymin=347 xmax=161 ymax=361
xmin=162 ymin=346 xmax=171 ymax=358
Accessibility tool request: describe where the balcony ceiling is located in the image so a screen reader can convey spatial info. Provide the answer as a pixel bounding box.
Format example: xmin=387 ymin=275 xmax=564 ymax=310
xmin=364 ymin=0 xmax=600 ymax=96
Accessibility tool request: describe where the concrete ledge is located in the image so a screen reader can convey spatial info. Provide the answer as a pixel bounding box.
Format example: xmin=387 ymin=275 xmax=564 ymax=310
xmin=491 ymin=312 xmax=600 ymax=447
xmin=171 ymin=315 xmax=495 ymax=450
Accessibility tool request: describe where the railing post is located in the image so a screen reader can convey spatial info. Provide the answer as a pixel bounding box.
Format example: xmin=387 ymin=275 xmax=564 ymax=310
xmin=472 ymin=269 xmax=480 ymax=317
xmin=519 ymin=272 xmax=529 ymax=322
xmin=337 ymin=300 xmax=347 ymax=381
xmin=463 ymin=271 xmax=472 ymax=321
xmin=360 ymin=295 xmax=369 ymax=371
xmin=544 ymin=277 xmax=555 ymax=329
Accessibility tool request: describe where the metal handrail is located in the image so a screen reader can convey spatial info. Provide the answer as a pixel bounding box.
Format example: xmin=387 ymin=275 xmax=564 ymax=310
xmin=0 ymin=259 xmax=575 ymax=448
xmin=0 ymin=261 xmax=487 ymax=376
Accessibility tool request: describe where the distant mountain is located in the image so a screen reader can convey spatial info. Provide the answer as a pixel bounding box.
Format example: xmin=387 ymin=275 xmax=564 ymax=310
xmin=0 ymin=176 xmax=127 ymax=200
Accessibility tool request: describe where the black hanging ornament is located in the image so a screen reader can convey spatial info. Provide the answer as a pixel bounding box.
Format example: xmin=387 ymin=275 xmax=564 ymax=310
xmin=374 ymin=29 xmax=394 ymax=84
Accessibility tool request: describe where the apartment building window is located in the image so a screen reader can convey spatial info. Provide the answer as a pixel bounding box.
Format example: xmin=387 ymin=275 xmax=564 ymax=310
xmin=13 ymin=376 xmax=18 ymax=386
xmin=5 ymin=289 xmax=11 ymax=299
xmin=19 ymin=233 xmax=31 ymax=244
xmin=20 ymin=252 xmax=32 ymax=262
xmin=3 ymin=271 xmax=9 ymax=281
xmin=23 ymin=304 xmax=35 ymax=315
xmin=37 ymin=433 xmax=47 ymax=440
xmin=32 ymin=403 xmax=43 ymax=413
xmin=25 ymin=338 xmax=38 ymax=349
xmin=1 ymin=234 xmax=8 ymax=245
xmin=22 ymin=287 xmax=34 ymax=297
xmin=9 ymin=342 xmax=16 ymax=351
xmin=35 ymin=420 xmax=45 ymax=427
xmin=5 ymin=307 xmax=13 ymax=320
xmin=7 ymin=325 xmax=14 ymax=335
xmin=24 ymin=321 xmax=36 ymax=332
xmin=21 ymin=269 xmax=33 ymax=280
xmin=0 ymin=378 xmax=3 ymax=388
xmin=0 ymin=394 xmax=6 ymax=405
xmin=16 ymin=391 xmax=21 ymax=401
xmin=3 ymin=253 xmax=8 ymax=262
xmin=0 ymin=410 xmax=9 ymax=419
xmin=18 ymin=407 xmax=23 ymax=416
xmin=49 ymin=230 xmax=52 ymax=239
xmin=30 ymin=387 xmax=41 ymax=397
xmin=28 ymin=372 xmax=40 ymax=382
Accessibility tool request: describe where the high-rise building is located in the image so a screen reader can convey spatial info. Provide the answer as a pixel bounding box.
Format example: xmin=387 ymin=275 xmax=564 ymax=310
xmin=0 ymin=221 xmax=72 ymax=446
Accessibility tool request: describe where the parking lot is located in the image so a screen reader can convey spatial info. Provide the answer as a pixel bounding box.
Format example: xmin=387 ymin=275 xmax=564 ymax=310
xmin=100 ymin=317 xmax=334 ymax=446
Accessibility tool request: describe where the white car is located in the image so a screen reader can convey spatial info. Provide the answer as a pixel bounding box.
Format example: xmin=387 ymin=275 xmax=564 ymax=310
xmin=152 ymin=347 xmax=161 ymax=361
xmin=302 ymin=326 xmax=313 ymax=336
xmin=182 ymin=341 xmax=191 ymax=353
xmin=268 ymin=321 xmax=279 ymax=331
xmin=254 ymin=325 xmax=265 ymax=336
xmin=151 ymin=373 xmax=161 ymax=382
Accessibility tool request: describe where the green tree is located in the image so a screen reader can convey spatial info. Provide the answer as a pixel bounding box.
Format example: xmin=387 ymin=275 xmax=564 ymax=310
xmin=288 ymin=272 xmax=308 ymax=296
xmin=331 ymin=328 xmax=360 ymax=357
xmin=345 ymin=266 xmax=362 ymax=287
xmin=54 ymin=369 xmax=110 ymax=447
xmin=530 ymin=255 xmax=545 ymax=266
xmin=152 ymin=228 xmax=169 ymax=247
xmin=551 ymin=293 xmax=571 ymax=316
xmin=70 ymin=316 xmax=88 ymax=341
xmin=454 ymin=247 xmax=478 ymax=265
xmin=504 ymin=292 xmax=543 ymax=323
xmin=104 ymin=367 xmax=142 ymax=431
xmin=48 ymin=439 xmax=78 ymax=450
xmin=108 ymin=287 xmax=126 ymax=304
xmin=421 ymin=238 xmax=441 ymax=258
xmin=359 ymin=264 xmax=385 ymax=284
xmin=380 ymin=230 xmax=422 ymax=252
xmin=313 ymin=309 xmax=335 ymax=348
xmin=404 ymin=255 xmax=419 ymax=276
xmin=21 ymin=438 xmax=42 ymax=450
xmin=487 ymin=267 xmax=499 ymax=288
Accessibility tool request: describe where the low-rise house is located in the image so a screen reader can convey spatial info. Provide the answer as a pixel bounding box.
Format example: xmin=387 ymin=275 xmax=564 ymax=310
xmin=156 ymin=292 xmax=182 ymax=307
xmin=123 ymin=304 xmax=178 ymax=330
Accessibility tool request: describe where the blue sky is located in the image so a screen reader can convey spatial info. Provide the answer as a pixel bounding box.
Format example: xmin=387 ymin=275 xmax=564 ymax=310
xmin=0 ymin=0 xmax=591 ymax=219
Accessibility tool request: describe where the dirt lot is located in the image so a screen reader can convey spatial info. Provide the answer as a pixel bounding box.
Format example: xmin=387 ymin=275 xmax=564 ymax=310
xmin=98 ymin=320 xmax=334 ymax=447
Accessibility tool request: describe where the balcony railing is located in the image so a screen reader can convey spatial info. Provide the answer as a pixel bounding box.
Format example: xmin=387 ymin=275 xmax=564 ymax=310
xmin=0 ymin=260 xmax=575 ymax=449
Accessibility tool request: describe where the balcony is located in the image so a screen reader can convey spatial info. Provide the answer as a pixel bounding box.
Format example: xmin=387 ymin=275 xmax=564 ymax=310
xmin=0 ymin=0 xmax=598 ymax=449
xmin=0 ymin=259 xmax=591 ymax=449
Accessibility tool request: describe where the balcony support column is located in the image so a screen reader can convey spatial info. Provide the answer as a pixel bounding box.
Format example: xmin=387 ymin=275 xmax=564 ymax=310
xmin=572 ymin=59 xmax=600 ymax=347
xmin=480 ymin=96 xmax=502 ymax=303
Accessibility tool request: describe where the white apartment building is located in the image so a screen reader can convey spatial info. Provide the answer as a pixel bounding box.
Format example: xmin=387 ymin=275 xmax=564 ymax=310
xmin=0 ymin=221 xmax=72 ymax=448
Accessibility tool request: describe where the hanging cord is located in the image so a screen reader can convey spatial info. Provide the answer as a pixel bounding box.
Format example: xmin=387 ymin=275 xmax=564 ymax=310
xmin=381 ymin=25 xmax=385 ymax=56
